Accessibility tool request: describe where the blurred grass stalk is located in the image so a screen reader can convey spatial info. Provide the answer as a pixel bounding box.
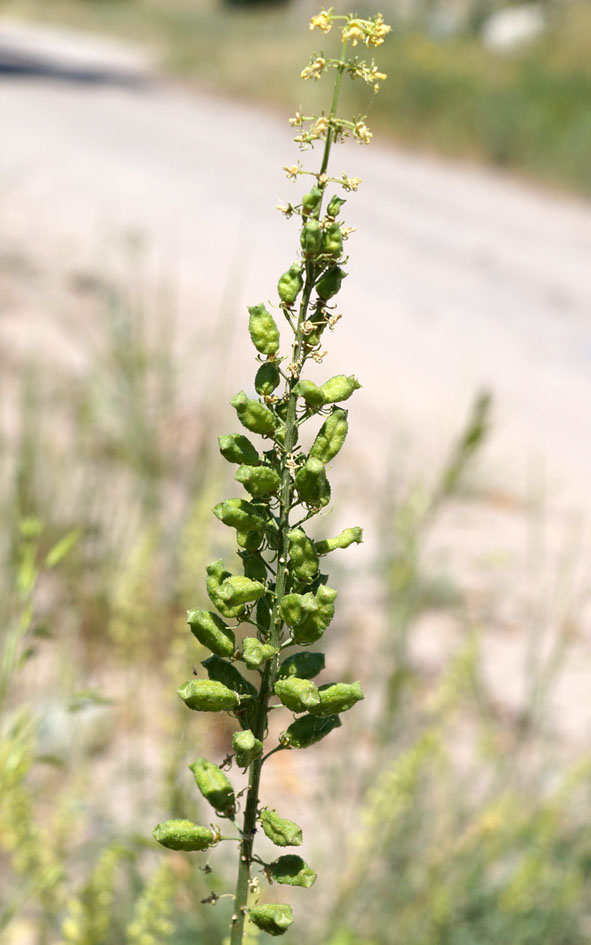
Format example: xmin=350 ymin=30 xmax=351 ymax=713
xmin=3 ymin=0 xmax=591 ymax=193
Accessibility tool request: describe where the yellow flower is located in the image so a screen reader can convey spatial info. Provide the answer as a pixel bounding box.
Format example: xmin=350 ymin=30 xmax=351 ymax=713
xmin=342 ymin=20 xmax=365 ymax=45
xmin=289 ymin=112 xmax=304 ymax=127
xmin=310 ymin=10 xmax=332 ymax=34
xmin=354 ymin=121 xmax=373 ymax=144
xmin=301 ymin=56 xmax=326 ymax=81
xmin=283 ymin=164 xmax=301 ymax=180
xmin=313 ymin=116 xmax=329 ymax=136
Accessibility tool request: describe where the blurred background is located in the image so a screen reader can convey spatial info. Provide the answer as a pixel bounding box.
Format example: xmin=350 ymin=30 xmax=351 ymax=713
xmin=0 ymin=1 xmax=590 ymax=943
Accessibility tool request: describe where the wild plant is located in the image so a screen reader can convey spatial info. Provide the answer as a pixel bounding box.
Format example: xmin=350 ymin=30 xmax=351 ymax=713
xmin=152 ymin=10 xmax=390 ymax=941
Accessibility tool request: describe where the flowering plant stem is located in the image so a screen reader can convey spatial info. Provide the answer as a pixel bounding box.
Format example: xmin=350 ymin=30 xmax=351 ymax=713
xmin=152 ymin=10 xmax=390 ymax=942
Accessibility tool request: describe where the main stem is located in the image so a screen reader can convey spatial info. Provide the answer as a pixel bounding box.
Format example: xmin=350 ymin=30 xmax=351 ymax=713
xmin=229 ymin=44 xmax=347 ymax=945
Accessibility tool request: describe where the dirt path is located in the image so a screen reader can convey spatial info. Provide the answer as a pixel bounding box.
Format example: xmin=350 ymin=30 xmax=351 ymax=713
xmin=1 ymin=21 xmax=590 ymax=737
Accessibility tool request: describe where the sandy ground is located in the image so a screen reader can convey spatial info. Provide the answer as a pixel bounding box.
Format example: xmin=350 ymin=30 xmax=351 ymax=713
xmin=1 ymin=20 xmax=590 ymax=740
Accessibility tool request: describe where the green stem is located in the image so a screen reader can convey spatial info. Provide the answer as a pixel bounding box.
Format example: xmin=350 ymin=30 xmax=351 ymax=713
xmin=229 ymin=45 xmax=348 ymax=945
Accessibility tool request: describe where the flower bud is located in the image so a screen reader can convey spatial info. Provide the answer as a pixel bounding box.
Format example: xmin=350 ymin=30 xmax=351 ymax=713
xmin=270 ymin=855 xmax=317 ymax=888
xmin=188 ymin=758 xmax=235 ymax=817
xmin=319 ymin=374 xmax=361 ymax=404
xmin=309 ymin=408 xmax=348 ymax=463
xmin=153 ymin=819 xmax=215 ymax=852
xmin=187 ymin=609 xmax=235 ymax=658
xmin=249 ymin=904 xmax=294 ymax=937
xmin=248 ymin=303 xmax=280 ymax=356
xmin=178 ymin=679 xmax=239 ymax=712
xmin=231 ymin=391 xmax=276 ymax=437
xmin=232 ymin=729 xmax=263 ymax=768
xmin=309 ymin=681 xmax=364 ymax=717
xmin=259 ymin=808 xmax=303 ymax=847
xmin=275 ymin=677 xmax=320 ymax=713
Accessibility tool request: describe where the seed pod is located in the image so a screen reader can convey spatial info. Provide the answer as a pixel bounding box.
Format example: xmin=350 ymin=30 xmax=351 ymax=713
xmin=206 ymin=559 xmax=243 ymax=618
xmin=187 ymin=609 xmax=236 ymax=658
xmin=275 ymin=677 xmax=320 ymax=713
xmin=294 ymin=379 xmax=325 ymax=408
xmin=278 ymin=591 xmax=317 ymax=628
xmin=270 ymin=855 xmax=317 ymax=888
xmin=326 ymin=195 xmax=346 ymax=217
xmin=178 ymin=679 xmax=239 ymax=712
xmin=309 ymin=681 xmax=365 ymax=717
xmin=248 ymin=303 xmax=280 ymax=356
xmin=241 ymin=636 xmax=277 ymax=670
xmin=288 ymin=529 xmax=319 ymax=585
xmin=213 ymin=498 xmax=266 ymax=532
xmin=291 ymin=585 xmax=337 ymax=644
xmin=153 ymin=819 xmax=215 ymax=852
xmin=254 ymin=360 xmax=281 ymax=397
xmin=309 ymin=408 xmax=348 ymax=463
xmin=319 ymin=374 xmax=361 ymax=404
xmin=218 ymin=433 xmax=260 ymax=466
xmin=282 ymin=712 xmax=341 ymax=749
xmin=232 ymin=729 xmax=263 ymax=767
xmin=231 ymin=391 xmax=276 ymax=437
xmin=278 ymin=651 xmax=325 ymax=680
xmin=315 ymin=526 xmax=363 ymax=556
xmin=249 ymin=904 xmax=294 ymax=937
xmin=301 ymin=186 xmax=323 ymax=217
xmin=217 ymin=575 xmax=266 ymax=608
xmin=294 ymin=457 xmax=330 ymax=507
xmin=202 ymin=655 xmax=257 ymax=730
xmin=242 ymin=553 xmax=267 ymax=583
xmin=315 ymin=265 xmax=346 ymax=301
xmin=259 ymin=808 xmax=303 ymax=847
xmin=278 ymin=263 xmax=304 ymax=304
xmin=235 ymin=465 xmax=281 ymax=499
xmin=188 ymin=758 xmax=235 ymax=817
xmin=322 ymin=222 xmax=343 ymax=258
xmin=300 ymin=219 xmax=323 ymax=257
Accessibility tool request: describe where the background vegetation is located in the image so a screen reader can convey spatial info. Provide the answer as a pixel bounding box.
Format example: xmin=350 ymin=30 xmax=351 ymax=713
xmin=1 ymin=0 xmax=591 ymax=194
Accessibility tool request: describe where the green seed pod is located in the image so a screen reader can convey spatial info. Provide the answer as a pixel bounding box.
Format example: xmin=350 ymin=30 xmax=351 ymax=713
xmin=178 ymin=679 xmax=239 ymax=712
xmin=278 ymin=651 xmax=325 ymax=680
xmin=187 ymin=609 xmax=235 ymax=658
xmin=315 ymin=526 xmax=363 ymax=556
xmin=291 ymin=585 xmax=337 ymax=644
xmin=315 ymin=265 xmax=346 ymax=301
xmin=274 ymin=677 xmax=320 ymax=713
xmin=294 ymin=379 xmax=325 ymax=408
xmin=235 ymin=465 xmax=281 ymax=499
xmin=309 ymin=408 xmax=348 ymax=463
xmin=206 ymin=559 xmax=243 ymax=618
xmin=319 ymin=374 xmax=361 ymax=404
xmin=202 ymin=655 xmax=257 ymax=729
xmin=231 ymin=391 xmax=276 ymax=437
xmin=153 ymin=819 xmax=215 ymax=852
xmin=288 ymin=528 xmax=319 ymax=584
xmin=218 ymin=433 xmax=260 ymax=466
xmin=254 ymin=360 xmax=281 ymax=396
xmin=322 ymin=222 xmax=343 ymax=258
xmin=236 ymin=529 xmax=263 ymax=552
xmin=248 ymin=304 xmax=280 ymax=356
xmin=309 ymin=681 xmax=365 ymax=717
xmin=278 ymin=263 xmax=304 ymax=304
xmin=278 ymin=591 xmax=317 ymax=629
xmin=213 ymin=498 xmax=266 ymax=532
xmin=188 ymin=758 xmax=235 ymax=817
xmin=249 ymin=904 xmax=294 ymax=937
xmin=217 ymin=575 xmax=266 ymax=608
xmin=326 ymin=195 xmax=346 ymax=217
xmin=270 ymin=855 xmax=317 ymax=888
xmin=232 ymin=729 xmax=263 ymax=768
xmin=241 ymin=637 xmax=277 ymax=670
xmin=301 ymin=186 xmax=323 ymax=217
xmin=300 ymin=219 xmax=323 ymax=257
xmin=242 ymin=552 xmax=267 ymax=583
xmin=282 ymin=713 xmax=342 ymax=749
xmin=259 ymin=808 xmax=303 ymax=847
xmin=294 ymin=457 xmax=330 ymax=507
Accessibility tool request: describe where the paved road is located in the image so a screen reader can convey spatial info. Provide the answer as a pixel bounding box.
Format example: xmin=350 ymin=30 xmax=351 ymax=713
xmin=1 ymin=22 xmax=590 ymax=733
